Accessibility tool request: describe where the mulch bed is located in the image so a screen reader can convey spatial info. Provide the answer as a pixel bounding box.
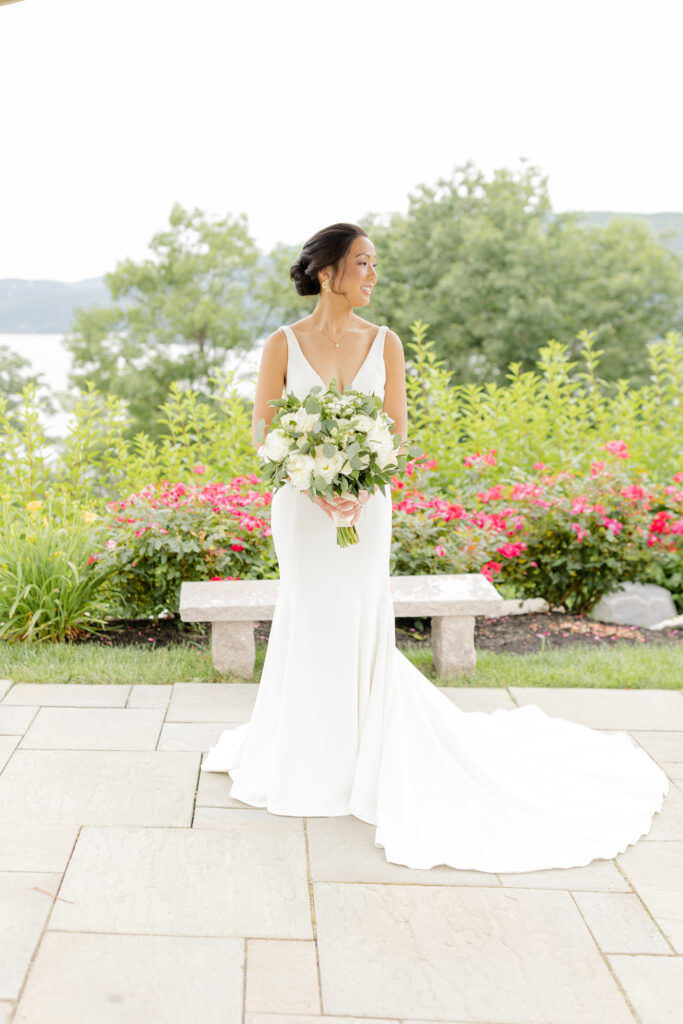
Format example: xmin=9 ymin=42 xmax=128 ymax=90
xmin=80 ymin=613 xmax=683 ymax=656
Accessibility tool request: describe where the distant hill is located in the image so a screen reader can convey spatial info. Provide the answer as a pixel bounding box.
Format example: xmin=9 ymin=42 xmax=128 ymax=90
xmin=0 ymin=277 xmax=110 ymax=333
xmin=569 ymin=211 xmax=683 ymax=252
xmin=2 ymin=211 xmax=682 ymax=333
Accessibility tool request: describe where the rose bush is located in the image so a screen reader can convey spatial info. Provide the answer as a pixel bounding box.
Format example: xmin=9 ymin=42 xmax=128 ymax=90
xmin=75 ymin=449 xmax=683 ymax=622
xmin=391 ymin=449 xmax=683 ymax=614
xmin=95 ymin=474 xmax=278 ymax=618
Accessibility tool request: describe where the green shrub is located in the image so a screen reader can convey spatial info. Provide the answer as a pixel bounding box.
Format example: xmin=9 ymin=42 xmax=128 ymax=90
xmin=95 ymin=476 xmax=278 ymax=618
xmin=0 ymin=499 xmax=114 ymax=641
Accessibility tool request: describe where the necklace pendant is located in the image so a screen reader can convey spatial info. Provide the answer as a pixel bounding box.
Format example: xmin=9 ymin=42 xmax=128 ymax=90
xmin=335 ymin=342 xmax=340 ymax=348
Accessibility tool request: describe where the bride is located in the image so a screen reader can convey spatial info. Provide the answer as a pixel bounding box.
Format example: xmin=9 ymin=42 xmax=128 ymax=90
xmin=201 ymin=221 xmax=669 ymax=872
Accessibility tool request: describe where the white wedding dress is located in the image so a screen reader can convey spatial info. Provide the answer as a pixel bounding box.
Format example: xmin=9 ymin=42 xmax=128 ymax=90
xmin=201 ymin=323 xmax=670 ymax=872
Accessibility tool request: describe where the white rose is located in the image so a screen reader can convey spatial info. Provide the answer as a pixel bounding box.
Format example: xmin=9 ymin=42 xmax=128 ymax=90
xmin=279 ymin=412 xmax=298 ymax=429
xmin=294 ymin=408 xmax=321 ymax=433
xmin=258 ymin=428 xmax=291 ymax=462
xmin=366 ymin=423 xmax=392 ymax=448
xmin=351 ymin=413 xmax=376 ymax=433
xmin=375 ymin=441 xmax=398 ymax=469
xmin=312 ymin=449 xmax=345 ymax=484
xmin=286 ymin=452 xmax=315 ymax=490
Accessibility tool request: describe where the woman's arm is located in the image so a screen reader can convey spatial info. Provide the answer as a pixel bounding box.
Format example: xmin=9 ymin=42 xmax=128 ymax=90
xmin=252 ymin=328 xmax=288 ymax=449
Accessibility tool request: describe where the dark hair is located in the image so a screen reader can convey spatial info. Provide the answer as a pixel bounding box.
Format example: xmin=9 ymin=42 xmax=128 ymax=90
xmin=289 ymin=222 xmax=368 ymax=297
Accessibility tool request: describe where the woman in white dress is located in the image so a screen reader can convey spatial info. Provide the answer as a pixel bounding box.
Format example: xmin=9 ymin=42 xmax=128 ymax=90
xmin=202 ymin=222 xmax=669 ymax=872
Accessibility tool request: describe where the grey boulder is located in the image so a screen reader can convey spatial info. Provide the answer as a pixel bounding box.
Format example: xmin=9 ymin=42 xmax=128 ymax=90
xmin=589 ymin=582 xmax=677 ymax=628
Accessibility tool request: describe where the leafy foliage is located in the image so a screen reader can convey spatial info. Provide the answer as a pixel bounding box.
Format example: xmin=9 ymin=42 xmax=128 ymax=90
xmin=0 ymin=499 xmax=114 ymax=641
xmin=96 ymin=478 xmax=278 ymax=618
xmin=64 ymin=204 xmax=264 ymax=438
xmin=363 ymin=160 xmax=683 ymax=383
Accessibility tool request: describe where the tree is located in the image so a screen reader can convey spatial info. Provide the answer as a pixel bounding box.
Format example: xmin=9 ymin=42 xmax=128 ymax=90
xmin=65 ymin=204 xmax=263 ymax=437
xmin=0 ymin=346 xmax=55 ymax=414
xmin=362 ymin=160 xmax=683 ymax=384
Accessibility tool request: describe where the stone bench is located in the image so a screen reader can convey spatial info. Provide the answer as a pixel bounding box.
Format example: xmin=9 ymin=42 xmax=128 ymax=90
xmin=179 ymin=574 xmax=503 ymax=679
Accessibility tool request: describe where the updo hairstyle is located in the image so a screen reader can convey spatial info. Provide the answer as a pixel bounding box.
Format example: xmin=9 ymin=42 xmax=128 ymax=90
xmin=289 ymin=222 xmax=367 ymax=297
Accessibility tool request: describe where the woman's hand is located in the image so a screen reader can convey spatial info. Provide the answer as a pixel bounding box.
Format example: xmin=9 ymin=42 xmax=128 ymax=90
xmin=313 ymin=489 xmax=372 ymax=526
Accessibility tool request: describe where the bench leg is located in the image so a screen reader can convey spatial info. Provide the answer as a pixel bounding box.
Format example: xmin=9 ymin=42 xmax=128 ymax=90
xmin=211 ymin=621 xmax=255 ymax=678
xmin=431 ymin=616 xmax=476 ymax=677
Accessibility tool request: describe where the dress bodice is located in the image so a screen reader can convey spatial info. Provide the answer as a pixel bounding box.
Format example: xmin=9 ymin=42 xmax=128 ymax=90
xmin=280 ymin=324 xmax=387 ymax=400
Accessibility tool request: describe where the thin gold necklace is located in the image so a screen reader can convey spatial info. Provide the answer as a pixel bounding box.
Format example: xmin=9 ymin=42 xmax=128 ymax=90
xmin=312 ymin=314 xmax=354 ymax=349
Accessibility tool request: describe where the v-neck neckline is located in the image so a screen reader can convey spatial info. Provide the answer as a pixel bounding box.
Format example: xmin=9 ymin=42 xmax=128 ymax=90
xmin=285 ymin=324 xmax=385 ymax=392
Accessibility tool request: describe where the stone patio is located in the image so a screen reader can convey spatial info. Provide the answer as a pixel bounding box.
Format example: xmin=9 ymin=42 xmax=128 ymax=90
xmin=0 ymin=677 xmax=681 ymax=1024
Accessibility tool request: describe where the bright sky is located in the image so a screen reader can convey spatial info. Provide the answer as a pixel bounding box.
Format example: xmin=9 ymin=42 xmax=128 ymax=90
xmin=1 ymin=0 xmax=681 ymax=282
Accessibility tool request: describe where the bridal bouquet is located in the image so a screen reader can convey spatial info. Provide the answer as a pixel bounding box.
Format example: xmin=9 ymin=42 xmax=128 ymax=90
xmin=255 ymin=379 xmax=423 ymax=547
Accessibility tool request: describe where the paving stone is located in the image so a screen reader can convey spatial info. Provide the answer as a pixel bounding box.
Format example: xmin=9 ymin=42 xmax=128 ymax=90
xmin=196 ymin=763 xmax=252 ymax=807
xmin=509 ymin=687 xmax=683 ymax=730
xmin=0 ymin=750 xmax=197 ymax=826
xmin=13 ymin=932 xmax=244 ymax=1024
xmin=0 ymin=872 xmax=61 ymax=999
xmin=246 ymin=939 xmax=320 ymax=1014
xmin=314 ymin=882 xmax=633 ymax=1022
xmin=573 ymin=891 xmax=672 ymax=953
xmin=617 ymin=841 xmax=683 ymax=952
xmin=662 ymin=761 xmax=683 ymax=780
xmin=608 ymin=954 xmax=683 ymax=1024
xmin=306 ymin=816 xmax=498 ymax=886
xmin=438 ymin=686 xmax=516 ymax=711
xmin=245 ymin=1017 xmax=397 ymax=1024
xmin=159 ymin=721 xmax=247 ymax=751
xmin=2 ymin=683 xmax=130 ymax=707
xmin=641 ymin=784 xmax=683 ymax=840
xmin=499 ymin=860 xmax=630 ymax=891
xmin=0 ymin=736 xmax=19 ymax=771
xmin=0 ymin=681 xmax=11 ymax=701
xmin=0 ymin=823 xmax=78 ymax=872
xmin=126 ymin=683 xmax=173 ymax=708
xmin=193 ymin=807 xmax=303 ymax=831
xmin=0 ymin=1003 xmax=12 ymax=1024
xmin=0 ymin=707 xmax=37 ymax=735
xmin=20 ymin=707 xmax=165 ymax=750
xmin=631 ymin=730 xmax=683 ymax=766
xmin=51 ymin=825 xmax=312 ymax=938
xmin=166 ymin=682 xmax=258 ymax=722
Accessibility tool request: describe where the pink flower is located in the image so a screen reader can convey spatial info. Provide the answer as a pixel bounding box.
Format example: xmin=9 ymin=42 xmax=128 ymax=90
xmin=571 ymin=496 xmax=588 ymax=514
xmin=104 ymin=539 xmax=117 ymax=550
xmin=590 ymin=461 xmax=606 ymax=477
xmin=476 ymin=485 xmax=503 ymax=504
xmin=571 ymin=523 xmax=589 ymax=543
xmin=592 ymin=504 xmax=605 ymax=515
xmin=193 ymin=465 xmax=206 ymax=475
xmin=621 ymin=485 xmax=645 ymax=500
xmin=533 ymin=462 xmax=547 ymax=472
xmin=480 ymin=560 xmax=503 ymax=581
xmin=603 ymin=517 xmax=624 ymax=535
xmin=210 ymin=576 xmax=223 ymax=581
xmin=230 ymin=542 xmax=245 ymax=552
xmin=465 ymin=449 xmax=497 ymax=468
xmin=497 ymin=541 xmax=527 ymax=559
xmin=674 ymin=472 xmax=683 ymax=483
xmin=434 ymin=544 xmax=446 ymax=557
xmin=602 ymin=440 xmax=629 ymax=459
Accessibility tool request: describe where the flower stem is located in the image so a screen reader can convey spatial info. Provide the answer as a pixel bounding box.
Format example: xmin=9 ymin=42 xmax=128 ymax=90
xmin=336 ymin=525 xmax=359 ymax=547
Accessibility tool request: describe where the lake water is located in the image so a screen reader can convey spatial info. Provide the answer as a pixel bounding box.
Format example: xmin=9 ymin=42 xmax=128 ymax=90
xmin=0 ymin=333 xmax=263 ymax=438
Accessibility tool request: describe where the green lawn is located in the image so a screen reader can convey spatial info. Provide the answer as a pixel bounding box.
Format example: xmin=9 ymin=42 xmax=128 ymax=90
xmin=0 ymin=640 xmax=681 ymax=689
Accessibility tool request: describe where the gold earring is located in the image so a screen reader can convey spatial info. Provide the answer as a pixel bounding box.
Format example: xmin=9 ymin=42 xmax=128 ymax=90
xmin=321 ymin=278 xmax=331 ymax=292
